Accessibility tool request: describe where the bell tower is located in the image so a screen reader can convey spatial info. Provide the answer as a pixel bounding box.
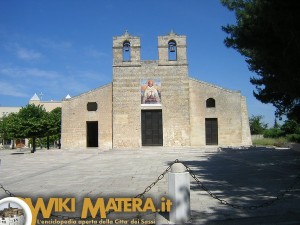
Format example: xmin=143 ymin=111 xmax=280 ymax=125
xmin=112 ymin=31 xmax=142 ymax=148
xmin=112 ymin=31 xmax=190 ymax=148
xmin=156 ymin=31 xmax=190 ymax=147
xmin=158 ymin=30 xmax=187 ymax=65
xmin=113 ymin=30 xmax=141 ymax=66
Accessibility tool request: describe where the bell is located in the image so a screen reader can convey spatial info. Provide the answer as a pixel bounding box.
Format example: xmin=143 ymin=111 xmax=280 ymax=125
xmin=124 ymin=42 xmax=130 ymax=52
xmin=124 ymin=46 xmax=130 ymax=52
xmin=169 ymin=43 xmax=176 ymax=52
xmin=170 ymin=45 xmax=175 ymax=52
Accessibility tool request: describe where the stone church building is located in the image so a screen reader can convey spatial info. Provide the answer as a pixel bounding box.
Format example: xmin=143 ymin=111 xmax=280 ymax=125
xmin=61 ymin=31 xmax=252 ymax=149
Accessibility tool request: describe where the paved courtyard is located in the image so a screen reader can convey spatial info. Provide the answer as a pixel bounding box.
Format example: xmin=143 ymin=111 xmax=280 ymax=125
xmin=1 ymin=147 xmax=300 ymax=224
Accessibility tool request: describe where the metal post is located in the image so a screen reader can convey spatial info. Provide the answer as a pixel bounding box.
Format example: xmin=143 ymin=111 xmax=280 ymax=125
xmin=168 ymin=162 xmax=190 ymax=224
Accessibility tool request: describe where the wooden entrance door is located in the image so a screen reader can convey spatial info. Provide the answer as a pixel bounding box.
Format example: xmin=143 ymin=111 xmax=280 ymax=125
xmin=141 ymin=110 xmax=163 ymax=146
xmin=86 ymin=121 xmax=98 ymax=147
xmin=205 ymin=118 xmax=218 ymax=145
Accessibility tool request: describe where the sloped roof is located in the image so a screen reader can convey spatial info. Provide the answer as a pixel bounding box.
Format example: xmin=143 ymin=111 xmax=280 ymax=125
xmin=30 ymin=93 xmax=40 ymax=101
xmin=65 ymin=94 xmax=71 ymax=99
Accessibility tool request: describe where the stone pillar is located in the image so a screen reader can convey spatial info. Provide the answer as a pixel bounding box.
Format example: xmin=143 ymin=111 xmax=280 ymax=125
xmin=168 ymin=162 xmax=190 ymax=223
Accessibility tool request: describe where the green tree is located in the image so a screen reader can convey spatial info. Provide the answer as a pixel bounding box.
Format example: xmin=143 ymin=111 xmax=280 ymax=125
xmin=45 ymin=107 xmax=62 ymax=149
xmin=263 ymin=128 xmax=283 ymax=138
xmin=281 ymin=119 xmax=299 ymax=135
xmin=263 ymin=118 xmax=283 ymax=138
xmin=18 ymin=104 xmax=48 ymax=153
xmin=0 ymin=116 xmax=8 ymax=145
xmin=287 ymin=106 xmax=300 ymax=123
xmin=221 ymin=0 xmax=300 ymax=121
xmin=249 ymin=115 xmax=268 ymax=135
xmin=273 ymin=118 xmax=280 ymax=129
xmin=0 ymin=113 xmax=21 ymax=148
xmin=48 ymin=107 xmax=61 ymax=135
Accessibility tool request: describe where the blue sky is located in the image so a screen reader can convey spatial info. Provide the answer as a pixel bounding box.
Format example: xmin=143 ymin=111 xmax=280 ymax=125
xmin=0 ymin=0 xmax=277 ymax=126
xmin=0 ymin=202 xmax=21 ymax=210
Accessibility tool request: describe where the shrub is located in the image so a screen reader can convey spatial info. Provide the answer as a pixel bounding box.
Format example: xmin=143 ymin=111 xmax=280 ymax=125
xmin=273 ymin=137 xmax=288 ymax=147
xmin=253 ymin=137 xmax=287 ymax=147
xmin=253 ymin=138 xmax=275 ymax=146
xmin=249 ymin=115 xmax=268 ymax=135
xmin=281 ymin=120 xmax=299 ymax=135
xmin=286 ymin=134 xmax=300 ymax=143
xmin=263 ymin=128 xmax=284 ymax=138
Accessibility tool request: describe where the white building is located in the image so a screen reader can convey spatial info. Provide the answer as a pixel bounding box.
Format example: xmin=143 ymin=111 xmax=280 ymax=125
xmin=0 ymin=204 xmax=24 ymax=225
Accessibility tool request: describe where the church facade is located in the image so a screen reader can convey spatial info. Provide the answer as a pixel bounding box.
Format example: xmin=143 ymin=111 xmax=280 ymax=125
xmin=61 ymin=31 xmax=252 ymax=149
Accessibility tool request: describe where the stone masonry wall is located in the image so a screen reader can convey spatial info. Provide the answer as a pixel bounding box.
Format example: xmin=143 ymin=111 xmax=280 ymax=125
xmin=189 ymin=78 xmax=250 ymax=146
xmin=241 ymin=96 xmax=252 ymax=145
xmin=61 ymin=32 xmax=251 ymax=149
xmin=61 ymin=84 xmax=112 ymax=149
xmin=113 ymin=61 xmax=190 ymax=148
xmin=112 ymin=32 xmax=190 ymax=148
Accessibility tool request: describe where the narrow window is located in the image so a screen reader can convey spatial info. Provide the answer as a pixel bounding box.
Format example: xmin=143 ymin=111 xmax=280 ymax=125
xmin=87 ymin=102 xmax=98 ymax=111
xmin=168 ymin=40 xmax=177 ymax=61
xmin=123 ymin=41 xmax=131 ymax=61
xmin=206 ymin=98 xmax=216 ymax=108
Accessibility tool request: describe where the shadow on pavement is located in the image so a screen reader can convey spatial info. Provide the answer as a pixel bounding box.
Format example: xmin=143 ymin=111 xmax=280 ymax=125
xmin=180 ymin=147 xmax=300 ymax=224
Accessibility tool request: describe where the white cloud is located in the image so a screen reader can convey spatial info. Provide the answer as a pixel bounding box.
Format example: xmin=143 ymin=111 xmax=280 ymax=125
xmin=0 ymin=65 xmax=109 ymax=101
xmin=74 ymin=70 xmax=106 ymax=81
xmin=25 ymin=68 xmax=60 ymax=79
xmin=0 ymin=81 xmax=28 ymax=97
xmin=84 ymin=47 xmax=107 ymax=58
xmin=17 ymin=47 xmax=42 ymax=60
xmin=0 ymin=67 xmax=60 ymax=79
xmin=3 ymin=43 xmax=43 ymax=61
xmin=39 ymin=39 xmax=73 ymax=50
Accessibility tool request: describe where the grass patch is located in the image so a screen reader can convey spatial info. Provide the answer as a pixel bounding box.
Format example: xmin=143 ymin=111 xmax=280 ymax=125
xmin=253 ymin=137 xmax=288 ymax=147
